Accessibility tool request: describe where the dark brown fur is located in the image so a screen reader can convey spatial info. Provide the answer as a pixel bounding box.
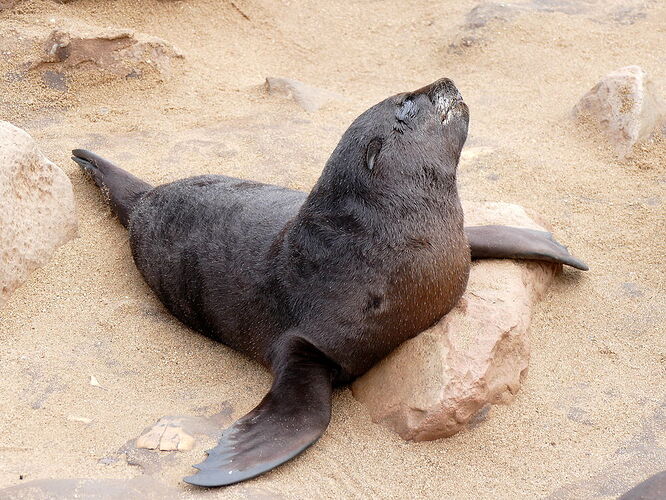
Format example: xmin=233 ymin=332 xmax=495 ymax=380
xmin=73 ymin=78 xmax=586 ymax=487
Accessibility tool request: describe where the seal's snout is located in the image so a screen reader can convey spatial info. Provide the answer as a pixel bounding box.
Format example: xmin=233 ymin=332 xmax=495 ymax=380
xmin=413 ymin=78 xmax=464 ymax=122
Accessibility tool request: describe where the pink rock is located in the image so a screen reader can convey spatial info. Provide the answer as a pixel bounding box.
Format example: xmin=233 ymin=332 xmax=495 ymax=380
xmin=573 ymin=65 xmax=665 ymax=157
xmin=36 ymin=24 xmax=183 ymax=79
xmin=0 ymin=122 xmax=77 ymax=307
xmin=351 ymin=201 xmax=560 ymax=441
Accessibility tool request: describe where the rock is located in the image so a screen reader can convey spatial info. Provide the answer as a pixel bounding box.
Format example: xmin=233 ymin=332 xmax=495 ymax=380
xmin=465 ymin=3 xmax=523 ymax=29
xmin=34 ymin=24 xmax=183 ymax=80
xmin=573 ymin=66 xmax=666 ymax=157
xmin=0 ymin=121 xmax=77 ymax=308
xmin=0 ymin=0 xmax=18 ymax=10
xmin=454 ymin=1 xmax=643 ymax=51
xmin=619 ymin=471 xmax=666 ymax=500
xmin=135 ymin=408 xmax=233 ymax=452
xmin=351 ymin=201 xmax=560 ymax=441
xmin=264 ymin=77 xmax=342 ymax=112
xmin=531 ymin=0 xmax=587 ymax=15
xmin=67 ymin=416 xmax=92 ymax=425
xmin=0 ymin=478 xmax=179 ymax=500
xmin=136 ymin=417 xmax=196 ymax=451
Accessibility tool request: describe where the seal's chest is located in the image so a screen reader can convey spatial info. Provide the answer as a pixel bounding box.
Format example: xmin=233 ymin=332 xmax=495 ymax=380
xmin=368 ymin=238 xmax=470 ymax=339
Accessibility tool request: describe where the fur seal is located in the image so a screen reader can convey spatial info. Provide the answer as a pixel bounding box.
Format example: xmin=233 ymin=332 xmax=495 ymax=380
xmin=72 ymin=78 xmax=587 ymax=487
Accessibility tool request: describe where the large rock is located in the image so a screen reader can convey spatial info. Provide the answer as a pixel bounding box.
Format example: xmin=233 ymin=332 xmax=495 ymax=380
xmin=0 ymin=122 xmax=77 ymax=307
xmin=34 ymin=24 xmax=183 ymax=80
xmin=573 ymin=66 xmax=665 ymax=157
xmin=265 ymin=77 xmax=342 ymax=112
xmin=351 ymin=201 xmax=560 ymax=441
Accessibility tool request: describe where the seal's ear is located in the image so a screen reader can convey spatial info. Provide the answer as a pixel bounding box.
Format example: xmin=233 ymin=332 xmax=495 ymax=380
xmin=366 ymin=139 xmax=382 ymax=171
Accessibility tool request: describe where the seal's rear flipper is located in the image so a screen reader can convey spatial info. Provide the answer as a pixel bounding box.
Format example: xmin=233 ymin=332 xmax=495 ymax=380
xmin=465 ymin=225 xmax=589 ymax=271
xmin=72 ymin=149 xmax=152 ymax=228
xmin=184 ymin=337 xmax=334 ymax=487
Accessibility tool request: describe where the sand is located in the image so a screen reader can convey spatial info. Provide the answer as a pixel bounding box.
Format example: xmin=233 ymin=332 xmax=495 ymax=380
xmin=0 ymin=0 xmax=664 ymax=498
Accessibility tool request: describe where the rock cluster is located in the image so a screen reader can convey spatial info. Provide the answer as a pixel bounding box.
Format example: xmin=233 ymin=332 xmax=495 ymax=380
xmin=352 ymin=202 xmax=560 ymax=441
xmin=0 ymin=122 xmax=77 ymax=307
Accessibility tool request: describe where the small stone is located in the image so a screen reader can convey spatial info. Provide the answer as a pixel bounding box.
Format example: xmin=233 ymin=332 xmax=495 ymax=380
xmin=352 ymin=202 xmax=561 ymax=441
xmin=460 ymin=146 xmax=495 ymax=162
xmin=90 ymin=375 xmax=101 ymax=387
xmin=0 ymin=121 xmax=77 ymax=308
xmin=465 ymin=3 xmax=522 ymax=29
xmin=67 ymin=416 xmax=92 ymax=424
xmin=573 ymin=66 xmax=666 ymax=157
xmin=265 ymin=77 xmax=342 ymax=112
xmin=136 ymin=416 xmax=196 ymax=451
xmin=621 ymin=282 xmax=644 ymax=298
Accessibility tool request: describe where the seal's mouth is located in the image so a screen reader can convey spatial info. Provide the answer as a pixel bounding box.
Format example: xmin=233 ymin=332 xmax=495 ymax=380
xmin=412 ymin=78 xmax=466 ymax=125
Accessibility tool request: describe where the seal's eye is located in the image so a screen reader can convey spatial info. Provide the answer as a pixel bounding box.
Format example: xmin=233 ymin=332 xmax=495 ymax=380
xmin=395 ymin=99 xmax=418 ymax=124
xmin=366 ymin=139 xmax=382 ymax=171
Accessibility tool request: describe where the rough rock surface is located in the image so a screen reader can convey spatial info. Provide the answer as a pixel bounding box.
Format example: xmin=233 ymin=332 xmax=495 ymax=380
xmin=35 ymin=24 xmax=183 ymax=80
xmin=573 ymin=66 xmax=665 ymax=157
xmin=265 ymin=77 xmax=342 ymax=112
xmin=0 ymin=0 xmax=18 ymax=11
xmin=134 ymin=408 xmax=232 ymax=452
xmin=0 ymin=121 xmax=77 ymax=307
xmin=352 ymin=201 xmax=560 ymax=441
xmin=136 ymin=417 xmax=197 ymax=451
xmin=452 ymin=1 xmax=649 ymax=51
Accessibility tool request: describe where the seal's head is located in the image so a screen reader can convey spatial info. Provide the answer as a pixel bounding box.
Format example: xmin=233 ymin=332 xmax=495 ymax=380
xmin=314 ymin=78 xmax=469 ymax=200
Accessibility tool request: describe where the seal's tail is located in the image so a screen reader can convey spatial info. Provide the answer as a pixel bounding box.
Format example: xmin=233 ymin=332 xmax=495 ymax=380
xmin=72 ymin=149 xmax=152 ymax=228
xmin=184 ymin=335 xmax=334 ymax=487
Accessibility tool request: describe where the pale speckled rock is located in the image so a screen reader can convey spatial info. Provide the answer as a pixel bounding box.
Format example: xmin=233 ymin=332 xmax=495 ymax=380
xmin=0 ymin=0 xmax=18 ymax=10
xmin=573 ymin=66 xmax=665 ymax=157
xmin=351 ymin=201 xmax=560 ymax=441
xmin=265 ymin=77 xmax=342 ymax=112
xmin=35 ymin=24 xmax=183 ymax=79
xmin=135 ymin=408 xmax=233 ymax=452
xmin=0 ymin=121 xmax=77 ymax=307
xmin=136 ymin=416 xmax=196 ymax=451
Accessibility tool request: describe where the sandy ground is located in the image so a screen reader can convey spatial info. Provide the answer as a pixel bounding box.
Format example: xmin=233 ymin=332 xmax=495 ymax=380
xmin=0 ymin=0 xmax=664 ymax=498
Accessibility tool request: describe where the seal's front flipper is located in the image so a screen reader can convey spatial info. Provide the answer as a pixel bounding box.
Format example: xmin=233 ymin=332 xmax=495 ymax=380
xmin=184 ymin=337 xmax=334 ymax=487
xmin=465 ymin=225 xmax=589 ymax=271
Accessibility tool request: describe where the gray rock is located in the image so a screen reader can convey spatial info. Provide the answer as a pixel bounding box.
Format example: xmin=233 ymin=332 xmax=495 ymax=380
xmin=465 ymin=3 xmax=523 ymax=29
xmin=619 ymin=471 xmax=666 ymax=500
